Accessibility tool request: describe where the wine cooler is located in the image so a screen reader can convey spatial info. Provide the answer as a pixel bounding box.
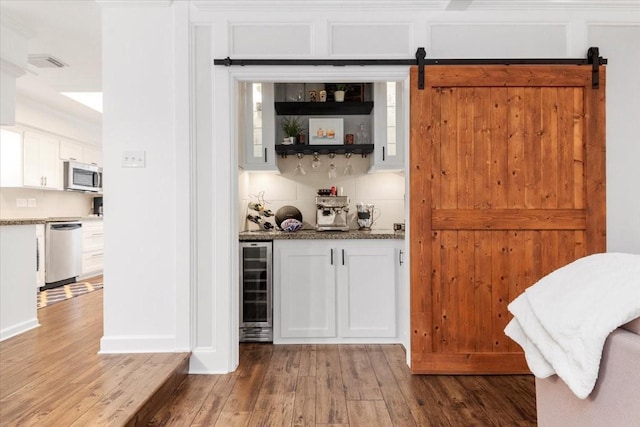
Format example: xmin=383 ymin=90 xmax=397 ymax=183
xmin=239 ymin=241 xmax=273 ymax=342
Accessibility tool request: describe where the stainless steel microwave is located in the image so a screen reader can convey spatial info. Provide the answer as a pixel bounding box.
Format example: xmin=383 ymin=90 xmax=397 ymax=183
xmin=64 ymin=161 xmax=102 ymax=192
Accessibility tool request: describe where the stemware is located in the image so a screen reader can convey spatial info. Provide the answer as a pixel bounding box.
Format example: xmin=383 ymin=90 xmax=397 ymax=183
xmin=328 ymin=153 xmax=337 ymax=179
xmin=311 ymin=152 xmax=322 ymax=170
xmin=343 ymin=152 xmax=353 ymax=176
xmin=294 ymin=152 xmax=306 ymax=175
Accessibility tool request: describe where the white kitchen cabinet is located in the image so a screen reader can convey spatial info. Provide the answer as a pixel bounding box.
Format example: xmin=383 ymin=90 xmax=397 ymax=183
xmin=81 ymin=219 xmax=103 ymax=278
xmin=369 ymin=81 xmax=405 ymax=172
xmin=275 ymin=241 xmax=336 ymax=338
xmin=240 ymin=82 xmax=277 ymax=171
xmin=338 ymin=244 xmax=396 ymax=338
xmin=23 ymin=131 xmax=60 ymax=190
xmin=274 ymin=239 xmax=401 ymax=343
xmin=60 ymin=139 xmax=102 ymax=166
xmin=35 ymin=224 xmax=45 ymax=289
xmin=59 ymin=139 xmax=84 ymax=162
xmin=83 ymin=145 xmax=102 ymax=167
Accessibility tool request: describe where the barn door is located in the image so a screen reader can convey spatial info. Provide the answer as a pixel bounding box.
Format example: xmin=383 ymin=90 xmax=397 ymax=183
xmin=409 ymin=64 xmax=606 ymax=374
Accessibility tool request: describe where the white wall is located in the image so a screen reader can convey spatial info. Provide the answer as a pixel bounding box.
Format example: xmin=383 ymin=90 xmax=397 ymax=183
xmin=99 ymin=2 xmax=190 ymax=353
xmin=99 ymin=1 xmax=640 ymax=373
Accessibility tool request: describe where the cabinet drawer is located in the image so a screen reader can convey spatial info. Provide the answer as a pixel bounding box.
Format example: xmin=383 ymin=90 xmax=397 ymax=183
xmin=82 ymin=251 xmax=103 ymax=275
xmin=83 ymin=233 xmax=103 ymax=252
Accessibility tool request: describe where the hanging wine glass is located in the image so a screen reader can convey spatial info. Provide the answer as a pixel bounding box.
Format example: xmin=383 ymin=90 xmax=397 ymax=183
xmin=311 ymin=152 xmax=322 ymax=170
xmin=328 ymin=152 xmax=337 ymax=179
xmin=343 ymin=152 xmax=353 ymax=176
xmin=294 ymin=152 xmax=306 ymax=175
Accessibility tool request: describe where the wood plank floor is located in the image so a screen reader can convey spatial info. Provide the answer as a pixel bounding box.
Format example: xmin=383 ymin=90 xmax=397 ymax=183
xmin=0 ymin=277 xmax=190 ymax=426
xmin=150 ymin=344 xmax=537 ymax=426
xmin=1 ymin=278 xmax=537 ymax=426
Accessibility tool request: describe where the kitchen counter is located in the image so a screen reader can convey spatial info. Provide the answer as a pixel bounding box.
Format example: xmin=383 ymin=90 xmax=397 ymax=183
xmin=0 ymin=216 xmax=102 ymax=226
xmin=239 ymin=229 xmax=404 ymax=241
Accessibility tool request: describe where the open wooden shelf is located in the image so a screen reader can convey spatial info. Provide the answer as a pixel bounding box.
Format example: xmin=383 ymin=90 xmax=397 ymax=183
xmin=275 ymin=144 xmax=374 ymax=157
xmin=274 ymin=101 xmax=374 ymax=116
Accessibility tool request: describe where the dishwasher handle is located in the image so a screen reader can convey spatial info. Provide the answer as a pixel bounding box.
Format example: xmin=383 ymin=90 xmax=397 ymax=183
xmin=50 ymin=223 xmax=82 ymax=231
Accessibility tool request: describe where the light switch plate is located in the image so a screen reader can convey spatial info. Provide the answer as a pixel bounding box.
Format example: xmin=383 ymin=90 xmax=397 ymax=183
xmin=122 ymin=151 xmax=146 ymax=168
xmin=27 ymin=198 xmax=36 ymax=207
xmin=16 ymin=198 xmax=27 ymax=208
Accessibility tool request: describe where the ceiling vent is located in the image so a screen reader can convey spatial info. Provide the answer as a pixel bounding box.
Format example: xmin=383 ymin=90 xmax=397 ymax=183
xmin=28 ymin=54 xmax=68 ymax=68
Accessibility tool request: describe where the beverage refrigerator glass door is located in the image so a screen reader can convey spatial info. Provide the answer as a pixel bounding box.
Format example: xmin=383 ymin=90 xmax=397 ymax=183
xmin=239 ymin=241 xmax=273 ymax=342
xmin=64 ymin=161 xmax=101 ymax=192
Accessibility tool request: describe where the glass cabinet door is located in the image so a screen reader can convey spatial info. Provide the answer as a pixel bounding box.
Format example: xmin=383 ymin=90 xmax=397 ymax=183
xmin=370 ymin=81 xmax=405 ymax=171
xmin=240 ymin=82 xmax=277 ymax=171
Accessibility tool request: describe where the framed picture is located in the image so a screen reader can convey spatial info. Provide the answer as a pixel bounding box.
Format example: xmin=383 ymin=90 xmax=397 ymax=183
xmin=309 ymin=118 xmax=344 ymax=145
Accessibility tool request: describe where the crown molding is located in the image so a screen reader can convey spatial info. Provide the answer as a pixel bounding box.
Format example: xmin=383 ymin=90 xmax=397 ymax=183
xmin=191 ymin=0 xmax=640 ymax=12
xmin=95 ymin=0 xmax=173 ymax=8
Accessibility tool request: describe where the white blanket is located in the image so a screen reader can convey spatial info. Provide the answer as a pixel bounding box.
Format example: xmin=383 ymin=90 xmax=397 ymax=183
xmin=504 ymin=252 xmax=640 ymax=399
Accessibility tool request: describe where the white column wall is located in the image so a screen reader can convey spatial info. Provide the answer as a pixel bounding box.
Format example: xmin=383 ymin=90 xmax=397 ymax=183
xmin=100 ymin=3 xmax=189 ymax=353
xmin=99 ymin=1 xmax=640 ymax=371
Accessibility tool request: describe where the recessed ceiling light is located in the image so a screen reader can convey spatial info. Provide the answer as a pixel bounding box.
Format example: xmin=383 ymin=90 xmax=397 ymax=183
xmin=61 ymin=92 xmax=103 ymax=113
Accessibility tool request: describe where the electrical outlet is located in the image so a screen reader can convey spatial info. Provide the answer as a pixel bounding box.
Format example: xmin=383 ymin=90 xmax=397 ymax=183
xmin=16 ymin=198 xmax=27 ymax=208
xmin=122 ymin=151 xmax=146 ymax=168
xmin=28 ymin=198 xmax=36 ymax=207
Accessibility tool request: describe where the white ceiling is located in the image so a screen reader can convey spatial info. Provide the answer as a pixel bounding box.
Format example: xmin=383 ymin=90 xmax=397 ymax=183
xmin=1 ymin=0 xmax=102 ymax=123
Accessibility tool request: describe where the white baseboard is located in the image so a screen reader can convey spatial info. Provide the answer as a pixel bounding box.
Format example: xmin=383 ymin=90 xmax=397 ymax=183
xmin=0 ymin=318 xmax=40 ymax=342
xmin=189 ymin=347 xmax=238 ymax=374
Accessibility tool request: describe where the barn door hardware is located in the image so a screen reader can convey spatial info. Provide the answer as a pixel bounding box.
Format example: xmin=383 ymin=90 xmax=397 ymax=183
xmin=587 ymin=46 xmax=606 ymax=89
xmin=215 ymin=47 xmax=606 ymax=90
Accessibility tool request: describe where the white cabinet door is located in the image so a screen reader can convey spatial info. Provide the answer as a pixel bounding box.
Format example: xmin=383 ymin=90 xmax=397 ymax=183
xmin=81 ymin=220 xmax=104 ymax=277
xmin=369 ymin=81 xmax=405 ymax=172
xmin=338 ymin=244 xmax=397 ymax=338
xmin=83 ymin=146 xmax=102 ymax=167
xmin=23 ymin=131 xmax=60 ymax=189
xmin=240 ymin=82 xmax=277 ymax=171
xmin=276 ymin=241 xmax=336 ymax=338
xmin=59 ymin=139 xmax=84 ymax=161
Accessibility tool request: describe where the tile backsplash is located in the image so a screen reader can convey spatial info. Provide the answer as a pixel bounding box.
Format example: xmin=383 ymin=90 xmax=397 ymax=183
xmin=0 ymin=187 xmax=94 ymax=219
xmin=239 ymin=155 xmax=405 ymax=231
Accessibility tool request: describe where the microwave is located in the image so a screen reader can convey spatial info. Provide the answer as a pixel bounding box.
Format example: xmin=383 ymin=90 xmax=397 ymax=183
xmin=64 ymin=161 xmax=102 ymax=192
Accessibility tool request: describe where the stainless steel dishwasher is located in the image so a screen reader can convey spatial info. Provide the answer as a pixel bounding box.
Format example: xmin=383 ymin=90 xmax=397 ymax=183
xmin=44 ymin=221 xmax=83 ymax=290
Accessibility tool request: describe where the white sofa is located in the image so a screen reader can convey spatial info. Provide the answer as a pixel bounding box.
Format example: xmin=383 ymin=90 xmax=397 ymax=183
xmin=536 ymin=317 xmax=640 ymax=427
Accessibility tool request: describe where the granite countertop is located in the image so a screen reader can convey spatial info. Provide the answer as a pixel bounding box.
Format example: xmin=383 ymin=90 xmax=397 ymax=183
xmin=0 ymin=216 xmax=102 ymax=226
xmin=239 ymin=229 xmax=404 ymax=241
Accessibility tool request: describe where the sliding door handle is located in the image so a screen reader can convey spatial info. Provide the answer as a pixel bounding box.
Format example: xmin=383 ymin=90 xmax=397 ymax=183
xmin=330 ymin=249 xmax=334 ymax=265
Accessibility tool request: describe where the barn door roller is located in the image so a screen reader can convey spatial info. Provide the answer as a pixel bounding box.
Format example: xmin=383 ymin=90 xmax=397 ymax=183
xmin=214 ymin=47 xmax=606 ymax=90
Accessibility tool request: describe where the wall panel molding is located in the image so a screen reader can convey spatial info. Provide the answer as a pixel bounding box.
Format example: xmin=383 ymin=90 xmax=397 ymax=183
xmin=229 ymin=23 xmax=314 ymax=57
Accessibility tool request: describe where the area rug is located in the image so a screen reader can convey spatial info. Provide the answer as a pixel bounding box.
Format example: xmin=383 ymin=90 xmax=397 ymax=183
xmin=37 ymin=282 xmax=103 ymax=309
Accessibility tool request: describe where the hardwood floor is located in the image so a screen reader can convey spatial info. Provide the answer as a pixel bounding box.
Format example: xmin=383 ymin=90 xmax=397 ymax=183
xmin=0 ymin=278 xmax=189 ymax=426
xmin=150 ymin=344 xmax=537 ymax=426
xmin=1 ymin=278 xmax=537 ymax=426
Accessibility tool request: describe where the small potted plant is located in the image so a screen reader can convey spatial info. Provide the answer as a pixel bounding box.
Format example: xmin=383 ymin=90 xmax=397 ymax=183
xmin=333 ymin=84 xmax=350 ymax=102
xmin=281 ymin=116 xmax=304 ymax=144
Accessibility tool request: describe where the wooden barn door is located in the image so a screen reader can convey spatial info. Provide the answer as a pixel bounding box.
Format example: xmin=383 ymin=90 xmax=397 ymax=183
xmin=409 ymin=65 xmax=606 ymax=374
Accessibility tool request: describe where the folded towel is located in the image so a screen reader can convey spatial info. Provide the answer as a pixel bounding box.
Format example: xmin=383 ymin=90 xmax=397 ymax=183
xmin=504 ymin=252 xmax=640 ymax=398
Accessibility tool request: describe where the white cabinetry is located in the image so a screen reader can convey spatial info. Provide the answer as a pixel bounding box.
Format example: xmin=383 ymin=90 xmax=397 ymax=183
xmin=276 ymin=241 xmax=336 ymax=338
xmin=23 ymin=131 xmax=60 ymax=189
xmin=338 ymin=245 xmax=396 ymax=338
xmin=60 ymin=139 xmax=102 ymax=167
xmin=81 ymin=219 xmax=103 ymax=278
xmin=83 ymin=146 xmax=102 ymax=167
xmin=274 ymin=239 xmax=401 ymax=343
xmin=370 ymin=81 xmax=405 ymax=171
xmin=240 ymin=82 xmax=277 ymax=171
xmin=59 ymin=139 xmax=84 ymax=162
